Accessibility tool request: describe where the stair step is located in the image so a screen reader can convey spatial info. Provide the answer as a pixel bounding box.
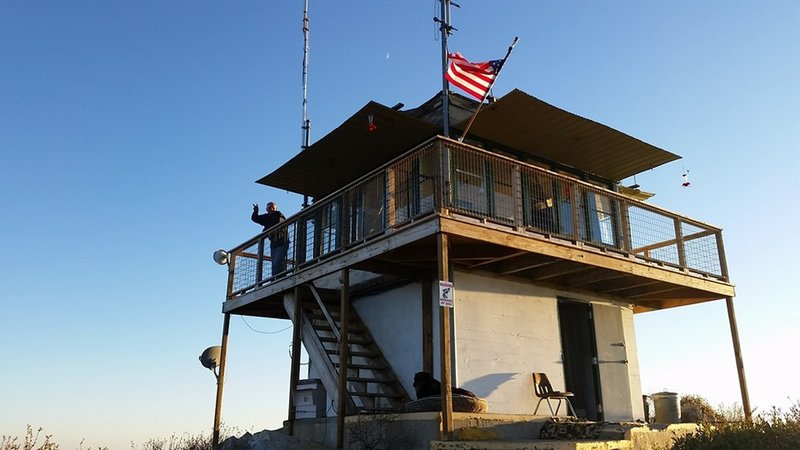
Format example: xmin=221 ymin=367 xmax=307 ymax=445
xmin=313 ymin=323 xmax=365 ymax=332
xmin=327 ymin=349 xmax=377 ymax=357
xmin=319 ymin=336 xmax=371 ymax=345
xmin=347 ymin=377 xmax=394 ymax=384
xmin=334 ymin=362 xmax=386 ymax=370
xmin=358 ymin=406 xmax=400 ymax=413
xmin=349 ymin=391 xmax=404 ymax=399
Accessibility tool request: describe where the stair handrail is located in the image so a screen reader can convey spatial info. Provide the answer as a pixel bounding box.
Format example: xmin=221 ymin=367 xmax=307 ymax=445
xmin=307 ymin=284 xmax=341 ymax=342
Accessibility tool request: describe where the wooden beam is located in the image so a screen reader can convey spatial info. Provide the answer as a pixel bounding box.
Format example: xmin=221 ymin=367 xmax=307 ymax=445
xmin=526 ymin=260 xmax=588 ymax=281
xmin=494 ymin=253 xmax=555 ymax=275
xmin=615 ymin=283 xmax=683 ymax=297
xmin=439 ymin=217 xmax=735 ymax=297
xmin=631 ymin=229 xmax=715 ymax=254
xmin=558 ymin=268 xmax=628 ymax=288
xmin=223 ymin=216 xmax=440 ymax=314
xmin=468 ymin=250 xmax=528 ymax=269
xmin=438 ymin=233 xmax=454 ymax=439
xmin=383 ymin=242 xmax=515 ymax=264
xmin=336 ymin=269 xmax=350 ymax=449
xmin=350 ymin=258 xmax=429 ymax=279
xmin=308 ymin=284 xmax=341 ymax=341
xmin=601 ymin=279 xmax=663 ymax=294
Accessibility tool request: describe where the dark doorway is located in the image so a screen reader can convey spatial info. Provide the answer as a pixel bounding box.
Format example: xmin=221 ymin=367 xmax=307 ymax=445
xmin=557 ymin=299 xmax=602 ymax=420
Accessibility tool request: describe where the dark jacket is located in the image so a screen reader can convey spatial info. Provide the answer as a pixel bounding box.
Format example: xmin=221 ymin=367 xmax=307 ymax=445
xmin=251 ymin=210 xmax=288 ymax=246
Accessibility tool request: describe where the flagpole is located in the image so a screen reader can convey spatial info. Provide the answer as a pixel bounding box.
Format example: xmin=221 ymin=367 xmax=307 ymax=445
xmin=458 ymin=36 xmax=519 ymax=142
xmin=439 ymin=0 xmax=453 ymax=138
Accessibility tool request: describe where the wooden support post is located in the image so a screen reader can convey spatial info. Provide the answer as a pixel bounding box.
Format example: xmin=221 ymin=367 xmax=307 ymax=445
xmin=336 ymin=269 xmax=350 ymax=449
xmin=212 ymin=313 xmax=231 ymax=450
xmin=437 ymin=233 xmax=454 ymax=439
xmin=287 ymin=287 xmax=303 ymax=435
xmin=725 ymin=296 xmax=752 ymax=421
xmin=422 ymin=279 xmax=434 ymax=374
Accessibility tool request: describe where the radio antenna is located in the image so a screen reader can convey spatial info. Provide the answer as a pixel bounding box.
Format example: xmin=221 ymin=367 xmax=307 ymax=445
xmin=301 ymin=0 xmax=311 ymax=208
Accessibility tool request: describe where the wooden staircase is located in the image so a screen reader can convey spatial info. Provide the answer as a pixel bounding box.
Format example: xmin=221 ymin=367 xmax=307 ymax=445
xmin=284 ymin=285 xmax=411 ymax=414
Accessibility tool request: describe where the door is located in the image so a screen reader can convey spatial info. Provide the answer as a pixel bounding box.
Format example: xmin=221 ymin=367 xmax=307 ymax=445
xmin=558 ymin=299 xmax=602 ymax=420
xmin=592 ymin=304 xmax=634 ymax=421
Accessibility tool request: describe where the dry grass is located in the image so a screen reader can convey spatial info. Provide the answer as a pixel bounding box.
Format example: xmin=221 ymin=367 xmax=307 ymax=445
xmin=2 ymin=425 xmax=244 ymax=450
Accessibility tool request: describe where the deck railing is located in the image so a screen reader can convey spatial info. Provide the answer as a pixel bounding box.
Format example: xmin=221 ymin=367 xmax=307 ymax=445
xmin=225 ymin=137 xmax=727 ymax=298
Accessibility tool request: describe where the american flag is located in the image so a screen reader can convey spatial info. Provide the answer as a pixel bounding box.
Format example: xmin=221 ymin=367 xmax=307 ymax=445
xmin=445 ymin=52 xmax=503 ymax=101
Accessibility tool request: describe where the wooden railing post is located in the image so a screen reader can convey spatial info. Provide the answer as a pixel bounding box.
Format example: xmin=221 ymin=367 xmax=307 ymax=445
xmin=255 ymin=237 xmax=265 ymax=283
xmin=441 ymin=140 xmax=453 ymax=210
xmin=386 ymin=165 xmax=397 ymax=228
xmin=296 ymin=218 xmax=307 ymax=266
xmin=673 ymin=218 xmax=687 ymax=270
xmin=225 ymin=254 xmax=236 ymax=300
xmin=570 ymin=184 xmax=581 ymax=242
xmin=618 ymin=199 xmax=632 ymax=253
xmin=512 ymin=164 xmax=523 ymax=229
xmin=716 ymin=231 xmax=730 ymax=281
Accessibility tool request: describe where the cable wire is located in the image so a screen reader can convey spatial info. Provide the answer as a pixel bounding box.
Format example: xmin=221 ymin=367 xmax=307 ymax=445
xmin=239 ymin=315 xmax=293 ymax=334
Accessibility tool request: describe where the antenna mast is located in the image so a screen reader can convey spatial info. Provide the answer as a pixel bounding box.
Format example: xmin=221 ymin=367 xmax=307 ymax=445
xmin=438 ymin=0 xmax=452 ymax=137
xmin=301 ymin=0 xmax=311 ymax=208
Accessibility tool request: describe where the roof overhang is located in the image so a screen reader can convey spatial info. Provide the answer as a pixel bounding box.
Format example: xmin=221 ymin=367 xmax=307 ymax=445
xmin=258 ymin=89 xmax=680 ymax=198
xmin=257 ymin=102 xmax=437 ymax=199
xmin=454 ymin=89 xmax=680 ymax=182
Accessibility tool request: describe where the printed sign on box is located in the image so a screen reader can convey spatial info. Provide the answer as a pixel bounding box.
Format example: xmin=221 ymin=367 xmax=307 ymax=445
xmin=439 ymin=281 xmax=454 ymax=308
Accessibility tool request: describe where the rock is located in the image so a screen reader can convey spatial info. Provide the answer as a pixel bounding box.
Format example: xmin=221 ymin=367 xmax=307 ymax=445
xmin=219 ymin=429 xmax=333 ymax=450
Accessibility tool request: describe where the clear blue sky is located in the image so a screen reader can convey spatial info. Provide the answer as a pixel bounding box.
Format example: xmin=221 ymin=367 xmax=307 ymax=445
xmin=2 ymin=1 xmax=798 ymax=448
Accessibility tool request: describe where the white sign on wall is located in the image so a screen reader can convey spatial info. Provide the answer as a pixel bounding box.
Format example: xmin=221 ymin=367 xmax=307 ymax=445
xmin=439 ymin=280 xmax=454 ymax=308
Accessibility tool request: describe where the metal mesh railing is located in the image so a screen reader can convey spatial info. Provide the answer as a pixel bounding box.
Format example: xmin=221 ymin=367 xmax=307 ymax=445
xmin=225 ymin=137 xmax=727 ymax=298
xmin=226 ymin=140 xmax=440 ymax=297
xmin=441 ymin=139 xmax=726 ymax=279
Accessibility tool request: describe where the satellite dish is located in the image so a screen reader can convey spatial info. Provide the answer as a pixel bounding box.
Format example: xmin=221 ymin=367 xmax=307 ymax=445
xmin=213 ymin=250 xmax=229 ymax=265
xmin=200 ymin=346 xmax=222 ymax=370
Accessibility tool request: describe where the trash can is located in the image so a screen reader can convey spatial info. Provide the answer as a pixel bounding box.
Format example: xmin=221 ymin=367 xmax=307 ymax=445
xmin=651 ymin=391 xmax=680 ymax=424
xmin=294 ymin=379 xmax=327 ymax=419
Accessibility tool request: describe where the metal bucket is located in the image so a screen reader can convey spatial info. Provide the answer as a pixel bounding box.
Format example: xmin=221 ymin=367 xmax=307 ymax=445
xmin=651 ymin=391 xmax=680 ymax=423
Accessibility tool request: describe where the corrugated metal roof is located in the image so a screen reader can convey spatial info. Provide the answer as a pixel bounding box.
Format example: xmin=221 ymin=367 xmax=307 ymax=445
xmin=257 ymin=101 xmax=437 ymax=199
xmin=257 ymin=89 xmax=680 ymax=198
xmin=457 ymin=89 xmax=679 ymax=181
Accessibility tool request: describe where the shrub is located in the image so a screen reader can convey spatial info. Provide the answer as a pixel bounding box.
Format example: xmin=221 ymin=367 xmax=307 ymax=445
xmin=1 ymin=425 xmax=59 ymax=450
xmin=680 ymin=395 xmax=723 ymax=423
xmin=671 ymin=401 xmax=800 ymax=450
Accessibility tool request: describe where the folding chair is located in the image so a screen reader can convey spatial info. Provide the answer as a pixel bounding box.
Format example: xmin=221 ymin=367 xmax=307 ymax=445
xmin=532 ymin=372 xmax=577 ymax=417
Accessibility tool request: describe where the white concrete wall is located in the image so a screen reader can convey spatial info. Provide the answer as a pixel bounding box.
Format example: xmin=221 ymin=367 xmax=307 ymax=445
xmin=347 ymin=270 xmax=644 ymax=421
xmin=353 ymin=282 xmax=423 ymax=397
xmin=453 ymin=271 xmax=564 ymax=414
